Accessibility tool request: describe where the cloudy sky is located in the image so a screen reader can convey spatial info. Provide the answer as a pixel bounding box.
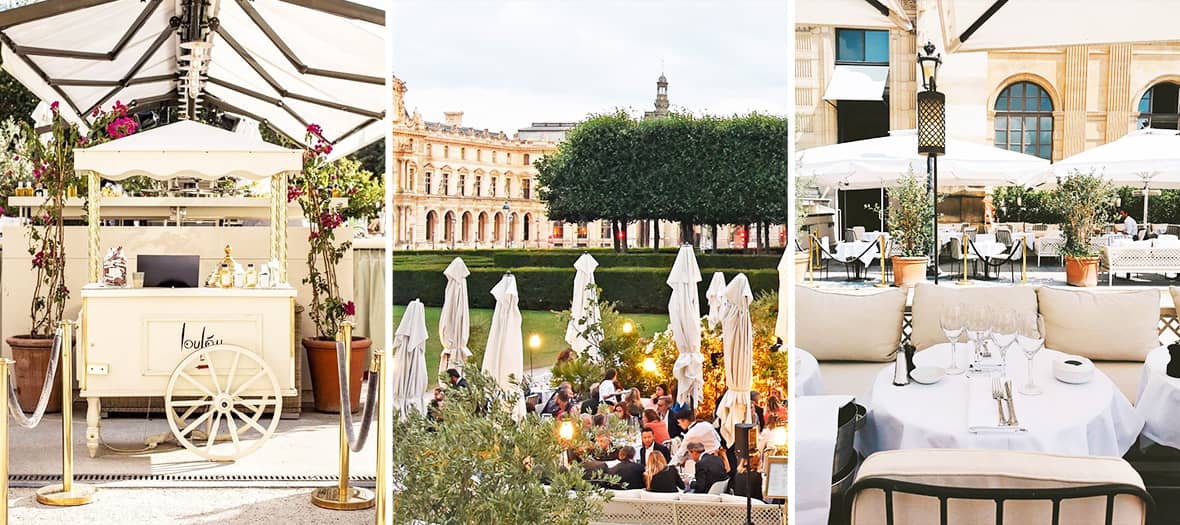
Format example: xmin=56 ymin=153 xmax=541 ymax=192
xmin=392 ymin=0 xmax=788 ymax=134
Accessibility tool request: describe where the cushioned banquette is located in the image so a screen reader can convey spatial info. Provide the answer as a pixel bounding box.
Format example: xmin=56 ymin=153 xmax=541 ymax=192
xmin=797 ymin=283 xmax=1173 ymax=403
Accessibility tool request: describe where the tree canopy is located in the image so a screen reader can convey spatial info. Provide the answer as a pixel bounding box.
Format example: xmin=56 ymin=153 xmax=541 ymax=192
xmin=535 ymin=112 xmax=788 ymax=232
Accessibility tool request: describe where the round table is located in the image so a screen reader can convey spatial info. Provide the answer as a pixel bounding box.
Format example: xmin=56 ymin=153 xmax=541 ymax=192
xmin=795 ymin=348 xmax=824 ymax=396
xmin=833 ymin=241 xmax=878 ymax=266
xmin=859 ymin=343 xmax=1143 ymax=457
xmin=1135 ymin=346 xmax=1180 ymax=449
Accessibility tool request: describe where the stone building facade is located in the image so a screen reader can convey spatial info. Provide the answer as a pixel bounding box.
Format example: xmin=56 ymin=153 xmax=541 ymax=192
xmin=797 ymin=0 xmax=1180 ymax=229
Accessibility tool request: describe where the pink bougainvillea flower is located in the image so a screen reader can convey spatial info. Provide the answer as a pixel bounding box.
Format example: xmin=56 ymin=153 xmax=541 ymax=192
xmin=50 ymin=101 xmax=59 ymax=112
xmin=31 ymin=250 xmax=45 ymax=268
xmin=343 ymin=301 xmax=355 ymax=317
xmin=106 ymin=116 xmax=137 ymax=139
xmin=306 ymin=123 xmax=323 ymax=136
xmin=112 ymin=101 xmax=128 ymax=117
xmin=308 ymin=230 xmax=319 ymax=241
xmin=286 ymin=185 xmax=304 ymax=203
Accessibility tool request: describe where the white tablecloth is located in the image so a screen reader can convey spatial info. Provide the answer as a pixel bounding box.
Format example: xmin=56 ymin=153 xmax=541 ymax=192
xmin=833 ymin=241 xmax=879 ymax=266
xmin=796 ymin=395 xmax=853 ymax=525
xmin=1135 ymin=346 xmax=1180 ymax=449
xmin=971 ymin=240 xmax=1007 ymax=258
xmin=1011 ymin=232 xmax=1035 ymax=249
xmin=861 ymin=231 xmax=890 ymax=244
xmin=859 ymin=344 xmax=1143 ymax=457
xmin=795 ymin=348 xmax=825 ymax=396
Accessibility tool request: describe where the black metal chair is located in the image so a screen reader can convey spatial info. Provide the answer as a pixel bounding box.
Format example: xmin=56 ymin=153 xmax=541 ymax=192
xmin=844 ymin=228 xmax=858 ymax=242
xmin=996 ymin=229 xmax=1013 ymax=247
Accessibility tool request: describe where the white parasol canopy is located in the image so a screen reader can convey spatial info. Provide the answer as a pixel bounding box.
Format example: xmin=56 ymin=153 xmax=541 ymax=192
xmin=74 ymin=120 xmax=301 ymax=179
xmin=668 ymin=245 xmax=703 ymax=408
xmin=438 ymin=257 xmax=472 ymax=377
xmin=796 ymin=130 xmax=1051 ymax=190
xmin=716 ymin=273 xmax=754 ymax=445
xmin=775 ymin=250 xmax=789 ymax=341
xmin=1053 ymin=129 xmax=1180 ymax=222
xmin=936 ymin=0 xmax=1180 ymax=53
xmin=565 ymin=253 xmax=603 ymax=358
xmin=483 ymin=273 xmax=525 ymax=420
xmin=391 ymin=299 xmax=429 ymax=417
xmin=0 ymin=0 xmax=385 ymax=158
xmin=796 ymin=0 xmax=911 ymax=30
xmin=705 ymin=271 xmax=727 ymax=328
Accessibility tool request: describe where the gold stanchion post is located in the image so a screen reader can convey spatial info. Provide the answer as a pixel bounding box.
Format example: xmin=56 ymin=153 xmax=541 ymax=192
xmin=312 ymin=322 xmax=374 ymax=510
xmin=1021 ymin=237 xmax=1028 ymax=284
xmin=874 ymin=234 xmax=888 ymax=288
xmin=374 ymin=344 xmax=388 ymax=524
xmin=956 ymin=236 xmax=972 ymax=286
xmin=37 ymin=321 xmax=95 ymax=506
xmin=0 ymin=357 xmax=12 ymax=524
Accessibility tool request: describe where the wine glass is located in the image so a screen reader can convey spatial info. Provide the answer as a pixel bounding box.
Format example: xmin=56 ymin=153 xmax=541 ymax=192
xmin=990 ymin=309 xmax=1018 ymax=374
xmin=1017 ymin=313 xmax=1046 ymax=395
xmin=940 ymin=304 xmax=965 ymax=375
xmin=965 ymin=304 xmax=991 ymax=363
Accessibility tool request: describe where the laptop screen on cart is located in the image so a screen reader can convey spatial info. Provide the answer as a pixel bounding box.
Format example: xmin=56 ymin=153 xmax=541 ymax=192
xmin=138 ymin=255 xmax=200 ymax=288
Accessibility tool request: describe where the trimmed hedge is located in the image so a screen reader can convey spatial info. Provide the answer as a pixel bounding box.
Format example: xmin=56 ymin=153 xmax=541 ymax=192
xmin=489 ymin=252 xmax=782 ymax=270
xmin=392 ymin=265 xmax=778 ymax=314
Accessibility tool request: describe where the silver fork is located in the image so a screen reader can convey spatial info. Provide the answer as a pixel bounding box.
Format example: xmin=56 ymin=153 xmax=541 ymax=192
xmin=991 ymin=377 xmax=1007 ymax=426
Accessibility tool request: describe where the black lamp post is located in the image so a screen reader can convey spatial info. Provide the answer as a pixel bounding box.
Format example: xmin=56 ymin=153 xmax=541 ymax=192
xmin=917 ymin=41 xmax=946 ymax=283
xmin=502 ymin=200 xmax=511 ymax=249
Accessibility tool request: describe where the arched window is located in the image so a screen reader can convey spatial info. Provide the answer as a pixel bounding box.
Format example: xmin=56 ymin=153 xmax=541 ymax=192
xmin=1139 ymin=82 xmax=1180 ymax=129
xmin=994 ymin=81 xmax=1054 ymax=160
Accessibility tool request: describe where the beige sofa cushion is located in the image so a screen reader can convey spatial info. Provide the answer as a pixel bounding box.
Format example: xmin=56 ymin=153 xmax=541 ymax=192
xmin=1038 ymin=287 xmax=1158 ymax=361
xmin=910 ymin=283 xmax=1039 ymax=351
xmin=796 ymin=286 xmax=906 ymax=362
xmin=851 ymin=449 xmax=1147 ymax=525
xmin=817 ymin=361 xmax=889 ymax=398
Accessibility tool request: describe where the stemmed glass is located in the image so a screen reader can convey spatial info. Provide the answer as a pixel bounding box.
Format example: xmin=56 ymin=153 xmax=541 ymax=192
xmin=990 ymin=309 xmax=1018 ymax=375
xmin=940 ymin=304 xmax=965 ymax=375
xmin=1017 ymin=313 xmax=1046 ymax=395
xmin=965 ymin=304 xmax=991 ymax=365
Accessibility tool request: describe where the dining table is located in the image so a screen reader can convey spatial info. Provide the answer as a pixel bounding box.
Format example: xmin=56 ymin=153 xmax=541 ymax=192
xmin=858 ymin=343 xmax=1144 ymax=457
xmin=1134 ymin=346 xmax=1180 ymax=449
xmin=795 ymin=348 xmax=824 ymax=397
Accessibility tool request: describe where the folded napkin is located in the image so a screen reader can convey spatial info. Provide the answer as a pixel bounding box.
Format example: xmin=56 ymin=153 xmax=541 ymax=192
xmin=966 ymin=377 xmax=1026 ymax=433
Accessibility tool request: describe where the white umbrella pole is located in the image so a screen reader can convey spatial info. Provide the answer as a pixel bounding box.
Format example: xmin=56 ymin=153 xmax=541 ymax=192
xmin=1144 ymin=184 xmax=1150 ymax=226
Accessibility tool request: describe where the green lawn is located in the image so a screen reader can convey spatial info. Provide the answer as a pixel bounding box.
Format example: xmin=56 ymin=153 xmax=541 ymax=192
xmin=392 ymin=305 xmax=669 ymax=375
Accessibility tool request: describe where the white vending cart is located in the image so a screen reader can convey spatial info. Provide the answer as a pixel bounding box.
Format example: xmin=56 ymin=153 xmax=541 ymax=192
xmin=73 ymin=121 xmax=303 ymax=461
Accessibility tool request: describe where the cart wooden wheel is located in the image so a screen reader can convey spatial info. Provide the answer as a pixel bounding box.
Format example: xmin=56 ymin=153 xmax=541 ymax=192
xmin=164 ymin=344 xmax=283 ymax=461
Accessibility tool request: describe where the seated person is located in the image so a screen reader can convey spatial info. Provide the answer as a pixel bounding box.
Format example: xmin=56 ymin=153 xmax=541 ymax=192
xmin=644 ymin=446 xmax=684 ymax=493
xmin=672 ymin=408 xmax=722 ymax=465
xmin=686 ymin=442 xmax=728 ymax=494
xmin=606 ymin=446 xmax=645 ymax=490
xmin=542 ymin=389 xmax=572 ymax=419
xmin=642 ymin=408 xmax=670 ymax=444
xmin=730 ymin=455 xmax=763 ymax=501
xmin=541 ymin=383 xmax=572 ymax=415
xmin=590 ymin=431 xmax=616 ymax=462
xmin=638 ymin=427 xmax=671 ymax=467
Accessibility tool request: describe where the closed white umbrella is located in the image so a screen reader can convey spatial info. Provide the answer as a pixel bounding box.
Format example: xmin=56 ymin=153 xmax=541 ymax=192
xmin=775 ymin=250 xmax=789 ymax=341
xmin=483 ymin=273 xmax=526 ymax=419
xmin=438 ymin=257 xmax=472 ymax=376
xmin=669 ymin=245 xmax=704 ymax=408
xmin=705 ymin=272 xmax=727 ymax=328
xmin=716 ymin=274 xmax=754 ymax=445
xmin=391 ymin=299 xmax=429 ymax=417
xmin=565 ymin=253 xmax=603 ymax=358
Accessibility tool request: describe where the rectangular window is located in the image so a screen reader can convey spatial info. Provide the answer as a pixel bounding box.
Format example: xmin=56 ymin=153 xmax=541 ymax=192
xmin=836 ymin=29 xmax=889 ymax=64
xmin=523 ymin=179 xmax=532 ymax=200
xmin=490 ymin=177 xmax=497 ymax=197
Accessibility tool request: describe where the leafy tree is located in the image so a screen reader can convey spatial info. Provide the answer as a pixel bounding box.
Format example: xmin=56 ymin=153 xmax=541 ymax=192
xmin=0 ymin=71 xmax=37 ymax=126
xmin=391 ymin=367 xmax=608 ymax=525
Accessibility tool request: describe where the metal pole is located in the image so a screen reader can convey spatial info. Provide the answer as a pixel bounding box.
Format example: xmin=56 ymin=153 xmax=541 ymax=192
xmin=0 ymin=357 xmax=11 ymax=524
xmin=36 ymin=321 xmax=94 ymax=506
xmin=931 ymin=154 xmax=940 ymax=284
xmin=875 ymin=234 xmax=888 ymax=288
xmin=311 ymin=321 xmax=374 ymax=510
xmin=374 ymin=344 xmax=388 ymax=524
xmin=1022 ymin=238 xmax=1028 ymax=284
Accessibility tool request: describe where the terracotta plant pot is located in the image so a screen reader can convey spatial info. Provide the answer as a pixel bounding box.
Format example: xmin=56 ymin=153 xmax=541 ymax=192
xmin=794 ymin=250 xmax=810 ymax=283
xmin=304 ymin=336 xmax=371 ymax=413
xmin=6 ymin=336 xmax=62 ymax=414
xmin=891 ymin=256 xmax=929 ymax=288
xmin=1065 ymin=256 xmax=1101 ymax=287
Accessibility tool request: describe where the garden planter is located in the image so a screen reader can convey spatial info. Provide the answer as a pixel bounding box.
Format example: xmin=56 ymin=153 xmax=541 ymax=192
xmin=1064 ymin=256 xmax=1100 ymax=287
xmin=6 ymin=336 xmax=61 ymax=413
xmin=304 ymin=336 xmax=371 ymax=413
xmin=794 ymin=250 xmax=810 ymax=283
xmin=891 ymin=256 xmax=929 ymax=288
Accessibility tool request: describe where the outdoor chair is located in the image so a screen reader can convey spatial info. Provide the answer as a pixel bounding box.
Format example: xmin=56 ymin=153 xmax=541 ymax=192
xmin=845 ymin=228 xmax=857 ymax=242
xmin=1036 ymin=237 xmax=1066 ymax=266
xmin=707 ymin=480 xmax=730 ymax=495
xmin=813 ymin=239 xmax=878 ymax=281
xmin=1168 ymin=225 xmax=1180 ymax=237
xmin=973 ymin=240 xmax=1024 ymax=282
xmin=996 ymin=229 xmax=1013 ymax=247
xmin=847 ymin=449 xmax=1152 ymax=525
xmin=853 ymin=226 xmax=867 ymax=240
xmin=948 ymin=237 xmax=978 ymax=276
xmin=964 ymin=228 xmax=977 ymax=242
xmin=1033 ymin=223 xmax=1048 ymax=232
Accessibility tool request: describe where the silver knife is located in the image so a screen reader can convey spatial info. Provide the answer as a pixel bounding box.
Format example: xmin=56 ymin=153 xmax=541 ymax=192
xmin=1004 ymin=379 xmax=1018 ymax=427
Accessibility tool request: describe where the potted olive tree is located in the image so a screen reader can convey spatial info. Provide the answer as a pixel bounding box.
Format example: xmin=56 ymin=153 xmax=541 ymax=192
xmin=794 ymin=176 xmax=815 ymax=283
xmin=292 ymin=125 xmax=383 ymax=413
xmin=885 ymin=170 xmax=934 ymax=288
xmin=1049 ymin=171 xmax=1116 ymax=287
xmin=2 ymin=103 xmax=135 ymax=411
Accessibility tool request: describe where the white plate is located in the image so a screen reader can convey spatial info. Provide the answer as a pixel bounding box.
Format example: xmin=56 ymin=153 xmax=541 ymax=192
xmin=910 ymin=366 xmax=945 ymax=385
